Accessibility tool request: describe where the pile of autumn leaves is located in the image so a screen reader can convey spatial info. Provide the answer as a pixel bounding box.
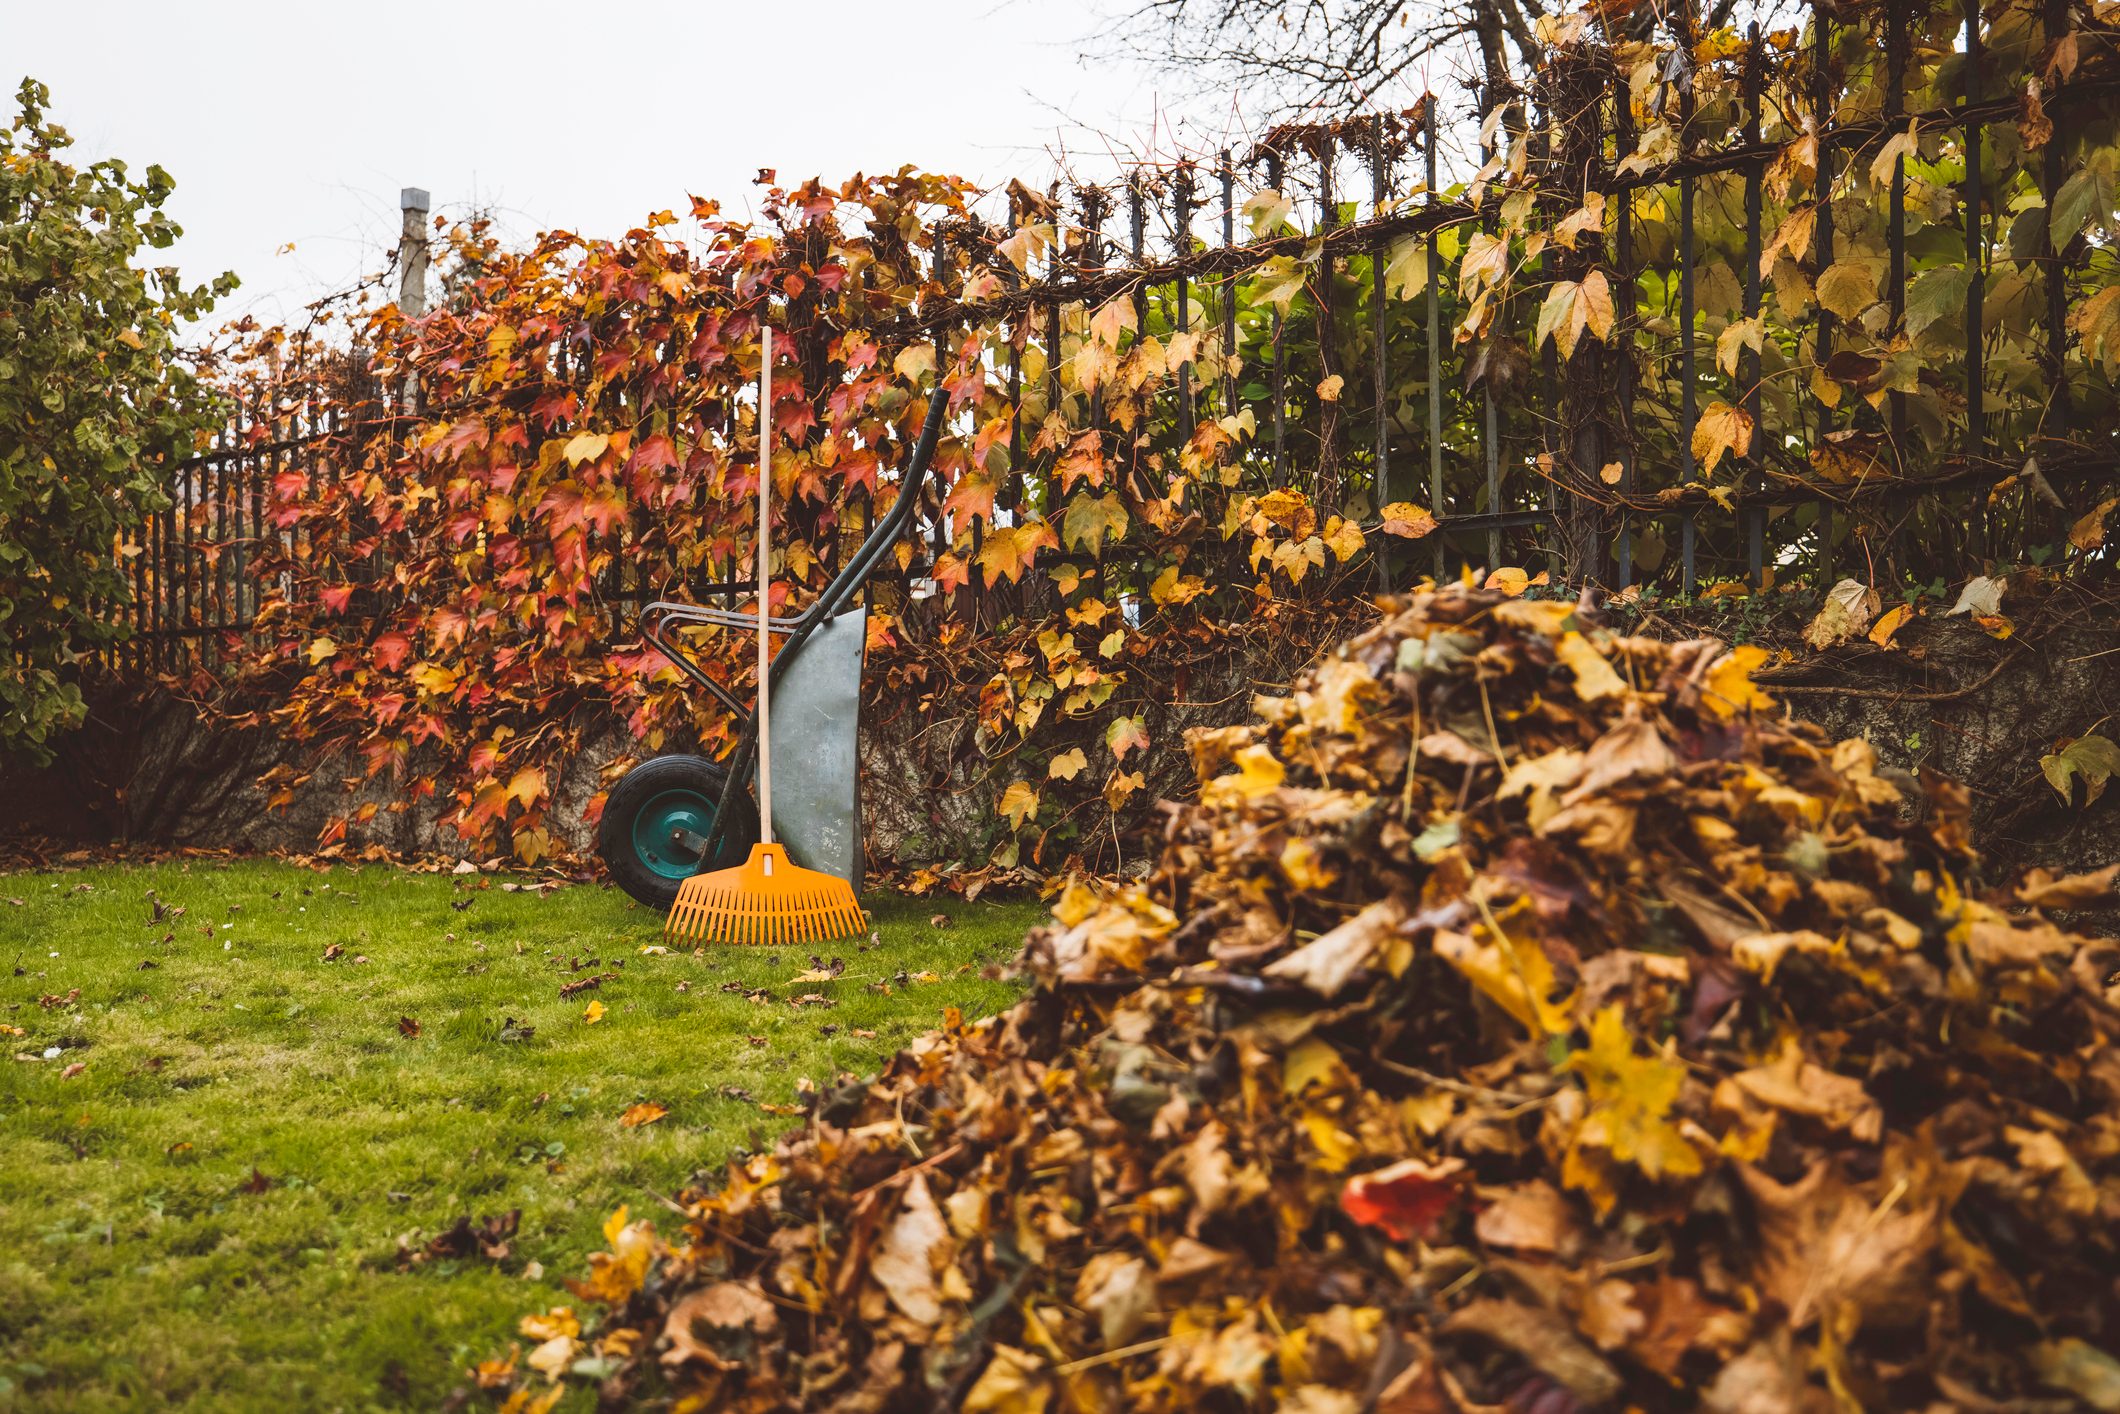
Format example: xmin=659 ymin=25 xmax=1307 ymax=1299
xmin=478 ymin=586 xmax=2120 ymax=1413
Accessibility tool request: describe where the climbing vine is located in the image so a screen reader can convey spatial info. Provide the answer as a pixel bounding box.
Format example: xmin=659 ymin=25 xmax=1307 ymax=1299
xmin=189 ymin=0 xmax=2118 ymax=869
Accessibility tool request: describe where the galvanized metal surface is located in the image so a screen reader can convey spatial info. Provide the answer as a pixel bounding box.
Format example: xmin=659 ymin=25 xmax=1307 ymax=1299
xmin=766 ymin=607 xmax=866 ymax=889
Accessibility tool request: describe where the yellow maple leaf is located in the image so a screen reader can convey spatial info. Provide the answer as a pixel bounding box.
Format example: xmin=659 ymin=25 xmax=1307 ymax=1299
xmin=519 ymin=1306 xmax=580 ymax=1342
xmin=1149 ymin=564 xmax=1208 ymax=606
xmin=1565 ymin=1005 xmax=1701 ymax=1182
xmin=408 ymin=661 xmax=459 ymax=696
xmin=976 ymin=521 xmax=1058 ymax=586
xmin=573 ymin=1206 xmax=656 ymax=1305
xmin=561 ymin=431 xmax=609 ymax=468
xmin=1868 ymin=602 xmax=1913 ymax=648
xmin=1279 ymin=837 xmax=1338 ymax=891
xmin=1102 ymin=769 xmax=1146 ymax=811
xmin=583 ymin=999 xmax=606 ymax=1024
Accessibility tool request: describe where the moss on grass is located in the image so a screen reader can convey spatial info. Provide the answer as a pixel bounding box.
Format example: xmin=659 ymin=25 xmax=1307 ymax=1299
xmin=0 ymin=859 xmax=1040 ymax=1410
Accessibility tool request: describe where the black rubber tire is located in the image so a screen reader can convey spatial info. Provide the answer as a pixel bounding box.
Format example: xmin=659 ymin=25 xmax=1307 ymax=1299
xmin=597 ymin=754 xmax=760 ymax=913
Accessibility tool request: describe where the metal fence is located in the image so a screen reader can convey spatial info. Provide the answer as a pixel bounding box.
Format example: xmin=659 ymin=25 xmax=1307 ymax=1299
xmin=121 ymin=0 xmax=2120 ymax=667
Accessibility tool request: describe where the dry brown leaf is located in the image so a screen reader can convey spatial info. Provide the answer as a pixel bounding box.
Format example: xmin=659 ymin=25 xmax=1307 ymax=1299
xmin=1473 ymin=1179 xmax=1577 ymax=1254
xmin=1739 ymin=1162 xmax=1937 ymax=1329
xmin=1263 ymin=897 xmax=1407 ymax=996
xmin=870 ymin=1173 xmax=950 ymax=1326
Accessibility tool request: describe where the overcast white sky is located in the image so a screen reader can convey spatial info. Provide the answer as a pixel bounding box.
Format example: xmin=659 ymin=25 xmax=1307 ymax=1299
xmin=15 ymin=0 xmax=1229 ymax=328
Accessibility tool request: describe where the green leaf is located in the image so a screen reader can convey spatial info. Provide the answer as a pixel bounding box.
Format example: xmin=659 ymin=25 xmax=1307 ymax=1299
xmin=1061 ymin=491 xmax=1128 ymax=554
xmin=2050 ymin=167 xmax=2112 ymax=249
xmin=2041 ymin=734 xmax=2120 ymax=807
xmin=1383 ymin=237 xmax=1430 ymax=300
xmin=1904 ymin=264 xmax=1972 ymax=337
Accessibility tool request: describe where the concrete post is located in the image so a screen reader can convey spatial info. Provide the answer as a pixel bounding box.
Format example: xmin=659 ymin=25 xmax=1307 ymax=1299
xmin=398 ymin=187 xmax=431 ymax=317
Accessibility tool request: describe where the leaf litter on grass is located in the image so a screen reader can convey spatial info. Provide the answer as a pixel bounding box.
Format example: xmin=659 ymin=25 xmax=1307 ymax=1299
xmin=476 ymin=584 xmax=2120 ymax=1412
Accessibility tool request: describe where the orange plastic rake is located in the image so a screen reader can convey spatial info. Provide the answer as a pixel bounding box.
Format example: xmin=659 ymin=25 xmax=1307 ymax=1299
xmin=666 ymin=325 xmax=868 ymax=945
xmin=664 ymin=842 xmax=868 ymax=944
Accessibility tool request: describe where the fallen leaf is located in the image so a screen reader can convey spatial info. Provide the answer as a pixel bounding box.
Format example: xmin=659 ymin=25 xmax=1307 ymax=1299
xmin=2015 ymin=862 xmax=2120 ymax=909
xmin=1341 ymin=1156 xmax=1467 ymax=1241
xmin=661 ymin=1281 xmax=778 ymax=1369
xmin=1947 ymin=574 xmax=2004 ymax=617
xmin=1803 ymin=578 xmax=1878 ymax=650
xmin=1867 ymin=602 xmax=1912 ymax=647
xmin=1739 ymin=1162 xmax=1936 ymax=1328
xmin=1555 ymin=631 xmax=1628 ymax=701
xmin=1474 ymin=1179 xmax=1577 ymax=1255
xmin=870 ymin=1173 xmax=950 ymax=1326
xmin=1263 ymin=897 xmax=1407 ymax=996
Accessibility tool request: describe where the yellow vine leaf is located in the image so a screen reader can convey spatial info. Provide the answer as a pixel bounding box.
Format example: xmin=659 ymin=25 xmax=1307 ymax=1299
xmin=1378 ymin=502 xmax=1439 ymax=539
xmin=562 ymin=431 xmax=609 ymax=467
xmin=1815 ymin=259 xmax=1882 ymax=322
xmin=998 ymin=780 xmax=1040 ymax=830
xmin=2070 ymin=286 xmax=2120 ymax=377
xmin=1690 ymin=401 xmax=1754 ymax=477
xmin=975 ymin=522 xmax=1057 ymax=586
xmin=1534 ymin=270 xmax=1616 ymax=362
xmin=1868 ymin=602 xmax=1913 ymax=648
xmin=1321 ymin=516 xmax=1365 ymax=562
xmin=1149 ymin=564 xmax=1208 ymax=606
xmin=1715 ymin=316 xmax=1763 ymax=378
xmin=1485 ymin=566 xmax=1531 ymax=596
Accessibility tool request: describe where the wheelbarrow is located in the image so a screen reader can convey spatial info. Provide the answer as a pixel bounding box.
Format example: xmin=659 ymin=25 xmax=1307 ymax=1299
xmin=596 ymin=386 xmax=950 ymax=913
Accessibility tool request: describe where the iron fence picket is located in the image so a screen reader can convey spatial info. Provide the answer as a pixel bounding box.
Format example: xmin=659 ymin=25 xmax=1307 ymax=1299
xmin=1743 ymin=27 xmax=1766 ymax=589
xmin=1677 ymin=12 xmax=1700 ymax=599
xmin=1370 ymin=114 xmax=1392 ymax=594
xmin=1424 ymin=100 xmax=1445 ymax=582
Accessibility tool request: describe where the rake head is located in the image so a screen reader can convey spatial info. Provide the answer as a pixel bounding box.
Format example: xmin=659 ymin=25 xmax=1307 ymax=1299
xmin=665 ymin=842 xmax=868 ymax=945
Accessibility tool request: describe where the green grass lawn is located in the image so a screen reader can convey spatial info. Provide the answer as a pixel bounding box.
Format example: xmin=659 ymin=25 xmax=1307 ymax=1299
xmin=0 ymin=857 xmax=1042 ymax=1411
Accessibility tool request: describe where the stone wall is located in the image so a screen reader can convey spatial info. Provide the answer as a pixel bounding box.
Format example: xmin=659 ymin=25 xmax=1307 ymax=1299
xmin=5 ymin=604 xmax=2113 ymax=888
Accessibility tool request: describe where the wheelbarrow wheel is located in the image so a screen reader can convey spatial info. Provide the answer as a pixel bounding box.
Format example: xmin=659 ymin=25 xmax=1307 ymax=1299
xmin=598 ymin=754 xmax=760 ymax=913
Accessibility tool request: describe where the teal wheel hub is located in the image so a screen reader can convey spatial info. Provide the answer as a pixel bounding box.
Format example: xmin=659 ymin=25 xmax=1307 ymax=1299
xmin=631 ymin=789 xmax=718 ymax=880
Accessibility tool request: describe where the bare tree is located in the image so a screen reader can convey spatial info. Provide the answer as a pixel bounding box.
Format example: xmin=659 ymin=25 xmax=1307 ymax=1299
xmin=1095 ymin=0 xmax=1547 ymax=118
xmin=1094 ymin=0 xmax=1755 ymax=122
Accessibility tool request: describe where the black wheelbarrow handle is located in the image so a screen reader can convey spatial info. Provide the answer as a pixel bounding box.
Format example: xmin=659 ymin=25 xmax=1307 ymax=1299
xmin=645 ymin=373 xmax=952 ymax=867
